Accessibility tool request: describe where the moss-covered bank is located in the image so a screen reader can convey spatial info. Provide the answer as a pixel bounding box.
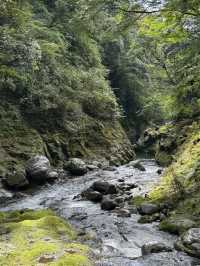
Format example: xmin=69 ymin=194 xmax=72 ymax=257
xmin=147 ymin=121 xmax=200 ymax=234
xmin=0 ymin=209 xmax=92 ymax=266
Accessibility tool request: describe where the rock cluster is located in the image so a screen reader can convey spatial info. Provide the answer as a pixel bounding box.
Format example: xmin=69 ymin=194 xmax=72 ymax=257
xmin=81 ymin=179 xmax=137 ymax=213
xmin=175 ymin=228 xmax=200 ymax=258
xmin=64 ymin=158 xmax=88 ymax=176
xmin=2 ymin=155 xmax=59 ymax=190
xmin=136 ymin=201 xmax=172 ymax=224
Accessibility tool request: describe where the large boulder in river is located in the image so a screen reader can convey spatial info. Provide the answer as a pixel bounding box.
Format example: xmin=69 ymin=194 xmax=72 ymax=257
xmin=25 ymin=155 xmax=51 ymax=183
xmin=64 ymin=158 xmax=87 ymax=176
xmin=141 ymin=241 xmax=173 ymax=255
xmin=101 ymin=198 xmax=117 ymax=211
xmin=129 ymin=160 xmax=146 ymax=171
xmin=175 ymin=228 xmax=200 ymax=258
xmin=91 ymin=181 xmax=117 ymax=195
xmin=5 ymin=169 xmax=29 ymax=189
xmin=81 ymin=189 xmax=103 ymax=202
xmin=138 ymin=203 xmax=160 ymax=215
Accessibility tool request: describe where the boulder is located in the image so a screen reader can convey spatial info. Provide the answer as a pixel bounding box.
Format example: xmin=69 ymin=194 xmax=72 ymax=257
xmin=46 ymin=170 xmax=59 ymax=182
xmin=26 ymin=155 xmax=51 ymax=183
xmin=81 ymin=189 xmax=103 ymax=202
xmin=160 ymin=217 xmax=196 ymax=235
xmin=115 ymin=208 xmax=131 ymax=218
xmin=5 ymin=169 xmax=29 ymax=189
xmin=64 ymin=158 xmax=87 ymax=176
xmin=91 ymin=181 xmax=117 ymax=195
xmin=118 ymin=183 xmax=137 ymax=192
xmin=115 ymin=196 xmax=125 ymax=204
xmin=87 ymin=165 xmax=99 ymax=171
xmin=129 ymin=160 xmax=146 ymax=171
xmin=127 ymin=206 xmax=138 ymax=214
xmin=0 ymin=186 xmax=13 ymax=204
xmin=157 ymin=169 xmax=163 ymax=175
xmin=141 ymin=241 xmax=173 ymax=255
xmin=138 ymin=203 xmax=160 ymax=215
xmin=138 ymin=213 xmax=160 ymax=224
xmin=117 ymin=178 xmax=125 ymax=183
xmin=175 ymin=228 xmax=200 ymax=258
xmin=101 ymin=198 xmax=117 ymax=211
xmin=103 ymin=166 xmax=117 ymax=171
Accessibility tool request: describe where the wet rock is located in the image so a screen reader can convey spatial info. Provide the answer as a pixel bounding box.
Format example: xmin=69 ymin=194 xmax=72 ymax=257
xmin=101 ymin=198 xmax=117 ymax=211
xmin=141 ymin=241 xmax=173 ymax=255
xmin=117 ymin=183 xmax=137 ymax=192
xmin=92 ymin=160 xmax=109 ymax=169
xmin=103 ymin=166 xmax=117 ymax=171
xmin=13 ymin=192 xmax=28 ymax=199
xmin=160 ymin=217 xmax=196 ymax=235
xmin=124 ymin=195 xmax=132 ymax=202
xmin=127 ymin=206 xmax=138 ymax=214
xmin=117 ymin=178 xmax=125 ymax=183
xmin=175 ymin=228 xmax=200 ymax=258
xmin=129 ymin=160 xmax=146 ymax=171
xmin=138 ymin=203 xmax=160 ymax=215
xmin=125 ymin=183 xmax=137 ymax=190
xmin=64 ymin=158 xmax=87 ymax=176
xmin=46 ymin=170 xmax=59 ymax=182
xmin=5 ymin=169 xmax=29 ymax=189
xmin=157 ymin=169 xmax=163 ymax=175
xmin=87 ymin=165 xmax=99 ymax=171
xmin=115 ymin=196 xmax=125 ymax=204
xmin=70 ymin=212 xmax=88 ymax=221
xmin=0 ymin=186 xmax=13 ymax=203
xmin=91 ymin=181 xmax=117 ymax=195
xmin=138 ymin=213 xmax=160 ymax=223
xmin=81 ymin=189 xmax=103 ymax=202
xmin=26 ymin=155 xmax=51 ymax=183
xmin=114 ymin=208 xmax=131 ymax=218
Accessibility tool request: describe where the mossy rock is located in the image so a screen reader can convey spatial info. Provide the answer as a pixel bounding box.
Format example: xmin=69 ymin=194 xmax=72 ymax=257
xmin=160 ymin=217 xmax=197 ymax=235
xmin=131 ymin=196 xmax=148 ymax=207
xmin=155 ymin=150 xmax=173 ymax=167
xmin=0 ymin=209 xmax=92 ymax=266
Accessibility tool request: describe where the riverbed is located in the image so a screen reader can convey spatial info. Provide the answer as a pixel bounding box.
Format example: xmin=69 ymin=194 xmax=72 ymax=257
xmin=1 ymin=159 xmax=199 ymax=265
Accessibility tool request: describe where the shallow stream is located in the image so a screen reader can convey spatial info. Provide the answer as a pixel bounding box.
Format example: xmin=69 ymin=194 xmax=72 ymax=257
xmin=1 ymin=159 xmax=200 ymax=265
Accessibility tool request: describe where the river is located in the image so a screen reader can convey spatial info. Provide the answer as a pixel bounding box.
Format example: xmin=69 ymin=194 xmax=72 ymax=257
xmin=1 ymin=159 xmax=199 ymax=265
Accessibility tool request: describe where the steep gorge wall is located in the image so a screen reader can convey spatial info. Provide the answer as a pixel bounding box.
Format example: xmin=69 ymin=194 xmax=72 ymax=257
xmin=0 ymin=1 xmax=134 ymax=175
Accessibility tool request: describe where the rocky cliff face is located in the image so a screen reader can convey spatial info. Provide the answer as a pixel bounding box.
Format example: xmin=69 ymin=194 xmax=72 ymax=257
xmin=0 ymin=1 xmax=134 ymax=176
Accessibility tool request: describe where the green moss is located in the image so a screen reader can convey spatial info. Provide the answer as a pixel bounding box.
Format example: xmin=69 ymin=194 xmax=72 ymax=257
xmin=131 ymin=196 xmax=149 ymax=206
xmin=159 ymin=216 xmax=197 ymax=235
xmin=149 ymin=122 xmax=200 ymax=233
xmin=0 ymin=210 xmax=91 ymax=266
xmin=155 ymin=150 xmax=173 ymax=167
xmin=150 ymin=122 xmax=200 ymax=202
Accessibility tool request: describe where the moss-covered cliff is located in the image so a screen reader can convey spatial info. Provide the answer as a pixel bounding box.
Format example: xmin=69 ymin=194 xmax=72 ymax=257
xmin=147 ymin=120 xmax=200 ymax=233
xmin=0 ymin=0 xmax=134 ymax=175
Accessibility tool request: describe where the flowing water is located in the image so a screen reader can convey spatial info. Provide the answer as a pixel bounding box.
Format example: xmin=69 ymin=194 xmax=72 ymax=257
xmin=1 ymin=159 xmax=200 ymax=265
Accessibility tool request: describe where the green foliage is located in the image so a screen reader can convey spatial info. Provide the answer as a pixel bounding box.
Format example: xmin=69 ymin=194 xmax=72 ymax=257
xmin=0 ymin=0 xmax=135 ymax=171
